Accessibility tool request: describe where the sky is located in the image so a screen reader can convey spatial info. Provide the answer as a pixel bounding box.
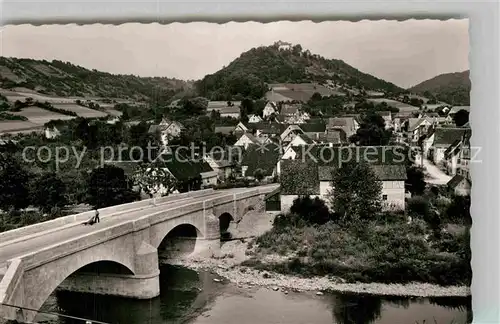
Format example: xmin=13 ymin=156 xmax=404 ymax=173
xmin=0 ymin=19 xmax=469 ymax=88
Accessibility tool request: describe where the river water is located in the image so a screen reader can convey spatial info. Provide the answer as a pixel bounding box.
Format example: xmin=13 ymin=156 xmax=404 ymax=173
xmin=36 ymin=264 xmax=472 ymax=324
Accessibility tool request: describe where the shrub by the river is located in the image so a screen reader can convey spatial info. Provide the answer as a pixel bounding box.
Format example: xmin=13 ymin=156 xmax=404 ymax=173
xmin=251 ymin=215 xmax=471 ymax=286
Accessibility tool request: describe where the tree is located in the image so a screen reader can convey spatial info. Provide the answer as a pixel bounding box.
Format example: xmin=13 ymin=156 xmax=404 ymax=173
xmin=86 ymin=165 xmax=139 ymax=209
xmin=30 ymin=173 xmax=67 ymax=213
xmin=133 ymin=163 xmax=178 ymax=204
xmin=0 ymin=156 xmax=31 ymax=211
xmin=253 ymin=168 xmax=265 ymax=182
xmin=349 ymin=112 xmax=392 ymax=146
xmin=453 ymin=109 xmax=469 ymax=127
xmin=405 ymin=166 xmax=426 ymax=196
xmin=330 ymin=161 xmax=382 ymax=222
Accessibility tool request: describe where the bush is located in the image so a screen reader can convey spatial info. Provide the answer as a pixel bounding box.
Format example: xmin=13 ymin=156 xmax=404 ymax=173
xmin=407 ymin=196 xmax=430 ymax=218
xmin=445 ymin=195 xmax=471 ymax=225
xmin=289 ymin=196 xmax=334 ymax=225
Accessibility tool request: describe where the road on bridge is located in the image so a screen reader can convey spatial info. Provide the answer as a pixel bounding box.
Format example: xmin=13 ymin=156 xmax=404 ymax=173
xmin=0 ymin=188 xmax=257 ymax=268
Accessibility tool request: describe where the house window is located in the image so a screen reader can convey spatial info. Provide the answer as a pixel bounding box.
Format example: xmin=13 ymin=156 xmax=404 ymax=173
xmin=382 ymin=194 xmax=388 ymax=201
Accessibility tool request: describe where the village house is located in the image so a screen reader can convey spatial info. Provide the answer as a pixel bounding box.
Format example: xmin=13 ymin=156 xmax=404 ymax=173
xmin=316 ymin=131 xmax=345 ymax=145
xmin=327 ymin=117 xmax=358 ymax=140
xmin=234 ymin=132 xmax=261 ymax=149
xmin=234 ymin=122 xmax=249 ymax=133
xmin=214 ymin=126 xmax=236 ymax=136
xmin=447 ymin=174 xmax=471 ymax=196
xmin=426 ymin=127 xmax=467 ymax=166
xmin=280 ymin=103 xmax=301 ymax=117
xmin=446 ymin=106 xmax=470 ymax=123
xmin=248 ymin=114 xmax=263 ymax=123
xmin=277 ymin=146 xmax=408 ymax=212
xmin=203 ymin=149 xmax=238 ymax=182
xmin=283 ymin=133 xmax=315 ymax=153
xmin=206 ymin=101 xmax=241 ymax=119
xmin=456 ymin=128 xmax=471 ymax=180
xmin=154 ymin=146 xmax=218 ymax=193
xmin=406 ymin=116 xmax=433 ymax=143
xmin=298 ymin=122 xmax=327 ymax=139
xmin=240 ymin=143 xmax=281 ymax=180
xmin=246 ymin=122 xmax=288 ymax=140
xmin=442 ymin=137 xmax=463 ymax=176
xmin=376 ymin=111 xmax=393 ymax=129
xmin=262 ymin=101 xmax=278 ymax=118
xmin=280 ymin=124 xmax=305 ymax=143
xmin=149 ymin=119 xmax=185 ymax=147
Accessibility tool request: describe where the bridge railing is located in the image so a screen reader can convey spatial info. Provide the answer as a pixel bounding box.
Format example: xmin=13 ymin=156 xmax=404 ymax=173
xmin=0 ymin=189 xmax=214 ymax=246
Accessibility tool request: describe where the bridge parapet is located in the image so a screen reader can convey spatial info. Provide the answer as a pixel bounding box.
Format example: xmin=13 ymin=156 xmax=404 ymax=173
xmin=0 ymin=189 xmax=214 ymax=246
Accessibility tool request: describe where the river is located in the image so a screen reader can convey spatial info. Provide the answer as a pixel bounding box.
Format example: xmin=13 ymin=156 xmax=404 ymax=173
xmin=36 ymin=264 xmax=471 ymax=324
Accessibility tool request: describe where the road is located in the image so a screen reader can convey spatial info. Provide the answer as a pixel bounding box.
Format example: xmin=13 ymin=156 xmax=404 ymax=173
xmin=415 ymin=154 xmax=452 ymax=185
xmin=0 ymin=188 xmax=257 ymax=268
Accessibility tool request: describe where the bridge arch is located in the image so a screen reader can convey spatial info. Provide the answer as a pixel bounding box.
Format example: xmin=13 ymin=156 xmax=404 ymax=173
xmin=25 ymin=254 xmax=135 ymax=321
xmin=219 ymin=212 xmax=234 ymax=240
xmin=153 ymin=222 xmax=205 ymax=260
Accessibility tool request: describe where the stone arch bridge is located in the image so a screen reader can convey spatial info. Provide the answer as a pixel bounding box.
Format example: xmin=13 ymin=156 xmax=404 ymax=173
xmin=0 ymin=185 xmax=277 ymax=323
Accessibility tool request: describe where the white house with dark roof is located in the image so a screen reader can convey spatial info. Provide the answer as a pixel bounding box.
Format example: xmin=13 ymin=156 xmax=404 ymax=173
xmin=148 ymin=119 xmax=185 ymax=146
xmin=407 ymin=117 xmax=433 ymax=143
xmin=262 ymin=101 xmax=278 ymax=118
xmin=427 ymin=127 xmax=467 ymax=166
xmin=234 ymin=122 xmax=249 ymax=133
xmin=278 ymin=155 xmax=407 ymax=213
xmin=248 ymin=114 xmax=263 ymax=123
xmin=283 ymin=133 xmax=315 ymax=153
xmin=234 ymin=132 xmax=261 ymax=149
xmin=280 ymin=124 xmax=304 ymax=143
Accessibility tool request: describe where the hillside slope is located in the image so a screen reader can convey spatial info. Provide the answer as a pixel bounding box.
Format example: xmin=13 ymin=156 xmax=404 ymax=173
xmin=409 ymin=70 xmax=470 ymax=106
xmin=196 ymin=42 xmax=403 ymax=100
xmin=0 ymin=57 xmax=192 ymax=101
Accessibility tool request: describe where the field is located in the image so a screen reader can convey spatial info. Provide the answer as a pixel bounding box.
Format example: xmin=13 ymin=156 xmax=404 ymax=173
xmin=266 ymin=83 xmax=345 ymax=102
xmin=52 ymin=104 xmax=108 ymax=118
xmin=0 ymin=89 xmax=80 ymax=104
xmin=9 ymin=107 xmax=75 ymax=125
xmin=367 ymin=98 xmax=420 ymax=113
xmin=0 ymin=120 xmax=44 ymax=134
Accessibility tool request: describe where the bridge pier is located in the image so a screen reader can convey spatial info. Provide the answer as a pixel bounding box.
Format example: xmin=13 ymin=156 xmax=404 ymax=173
xmin=193 ymin=209 xmax=221 ymax=257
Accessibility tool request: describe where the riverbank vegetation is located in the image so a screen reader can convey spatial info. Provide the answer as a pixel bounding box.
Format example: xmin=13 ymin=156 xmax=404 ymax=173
xmin=243 ymin=162 xmax=471 ymax=287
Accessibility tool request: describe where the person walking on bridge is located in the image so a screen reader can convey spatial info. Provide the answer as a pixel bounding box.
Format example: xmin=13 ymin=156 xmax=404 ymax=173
xmin=93 ymin=208 xmax=100 ymax=223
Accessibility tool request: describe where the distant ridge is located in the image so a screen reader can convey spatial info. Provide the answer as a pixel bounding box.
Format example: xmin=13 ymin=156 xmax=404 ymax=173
xmin=408 ymin=70 xmax=470 ymax=106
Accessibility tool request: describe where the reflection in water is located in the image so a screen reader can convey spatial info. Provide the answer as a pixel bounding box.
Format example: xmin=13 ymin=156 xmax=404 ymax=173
xmin=36 ymin=265 xmax=471 ymax=324
xmin=38 ymin=265 xmax=222 ymax=324
xmin=331 ymin=294 xmax=382 ymax=324
xmin=429 ymin=296 xmax=473 ymax=323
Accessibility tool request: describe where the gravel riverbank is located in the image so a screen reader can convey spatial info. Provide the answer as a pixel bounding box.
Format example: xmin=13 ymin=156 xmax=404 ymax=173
xmin=169 ymin=257 xmax=470 ymax=297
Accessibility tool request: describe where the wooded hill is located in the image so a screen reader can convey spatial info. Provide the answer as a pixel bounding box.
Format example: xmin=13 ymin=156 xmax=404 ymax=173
xmin=196 ymin=42 xmax=403 ymax=100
